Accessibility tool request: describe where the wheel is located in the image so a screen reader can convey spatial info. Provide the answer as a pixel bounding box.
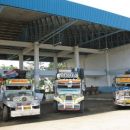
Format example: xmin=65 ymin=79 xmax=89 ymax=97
xmin=53 ymin=101 xmax=58 ymax=112
xmin=80 ymin=101 xmax=85 ymax=113
xmin=2 ymin=106 xmax=10 ymax=121
xmin=0 ymin=107 xmax=3 ymax=121
xmin=113 ymin=99 xmax=122 ymax=109
xmin=37 ymin=105 xmax=41 ymax=117
xmin=114 ymin=104 xmax=122 ymax=109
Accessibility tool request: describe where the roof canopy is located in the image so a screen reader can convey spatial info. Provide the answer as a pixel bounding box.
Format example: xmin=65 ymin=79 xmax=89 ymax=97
xmin=1 ymin=0 xmax=130 ymax=31
xmin=0 ymin=0 xmax=130 ymax=62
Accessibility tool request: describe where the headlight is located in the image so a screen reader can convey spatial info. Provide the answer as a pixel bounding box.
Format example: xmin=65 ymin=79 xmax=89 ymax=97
xmin=7 ymin=97 xmax=11 ymax=101
xmin=124 ymin=91 xmax=130 ymax=96
xmin=34 ymin=96 xmax=39 ymax=100
xmin=73 ymin=95 xmax=78 ymax=99
xmin=59 ymin=95 xmax=65 ymax=100
xmin=117 ymin=91 xmax=124 ymax=96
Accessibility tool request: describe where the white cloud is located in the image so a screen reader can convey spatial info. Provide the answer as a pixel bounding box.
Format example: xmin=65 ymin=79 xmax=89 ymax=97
xmin=68 ymin=0 xmax=130 ymax=18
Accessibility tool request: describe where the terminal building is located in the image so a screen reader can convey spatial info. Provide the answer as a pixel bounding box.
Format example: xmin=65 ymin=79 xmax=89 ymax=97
xmin=0 ymin=0 xmax=130 ymax=87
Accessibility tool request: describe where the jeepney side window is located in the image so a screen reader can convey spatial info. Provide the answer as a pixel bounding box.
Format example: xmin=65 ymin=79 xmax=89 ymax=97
xmin=116 ymin=83 xmax=125 ymax=86
xmin=126 ymin=84 xmax=130 ymax=86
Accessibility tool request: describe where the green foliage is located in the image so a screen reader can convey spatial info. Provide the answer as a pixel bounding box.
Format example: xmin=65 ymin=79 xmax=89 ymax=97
xmin=0 ymin=65 xmax=17 ymax=70
xmin=39 ymin=80 xmax=45 ymax=87
xmin=47 ymin=62 xmax=67 ymax=70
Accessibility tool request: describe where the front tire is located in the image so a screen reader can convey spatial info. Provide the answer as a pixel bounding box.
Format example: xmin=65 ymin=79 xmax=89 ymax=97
xmin=2 ymin=106 xmax=10 ymax=121
xmin=114 ymin=104 xmax=122 ymax=109
xmin=53 ymin=101 xmax=58 ymax=112
xmin=80 ymin=101 xmax=85 ymax=113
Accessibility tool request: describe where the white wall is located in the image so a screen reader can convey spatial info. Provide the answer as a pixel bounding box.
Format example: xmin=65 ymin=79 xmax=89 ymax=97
xmin=66 ymin=55 xmax=86 ymax=69
xmin=85 ymin=77 xmax=107 ymax=87
xmin=85 ymin=53 xmax=106 ymax=70
xmin=65 ymin=43 xmax=130 ymax=87
xmin=109 ymin=44 xmax=130 ymax=71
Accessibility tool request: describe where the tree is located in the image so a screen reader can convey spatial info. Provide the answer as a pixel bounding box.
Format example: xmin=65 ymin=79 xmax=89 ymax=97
xmin=0 ymin=65 xmax=17 ymax=70
xmin=47 ymin=62 xmax=67 ymax=70
xmin=24 ymin=61 xmax=46 ymax=70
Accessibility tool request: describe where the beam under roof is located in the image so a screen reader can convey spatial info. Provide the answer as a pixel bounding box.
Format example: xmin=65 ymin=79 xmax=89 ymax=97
xmin=0 ymin=48 xmax=73 ymax=58
xmin=0 ymin=40 xmax=102 ymax=54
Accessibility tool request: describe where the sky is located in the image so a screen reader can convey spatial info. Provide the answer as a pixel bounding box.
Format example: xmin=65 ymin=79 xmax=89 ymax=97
xmin=68 ymin=0 xmax=130 ymax=18
xmin=0 ymin=60 xmax=49 ymax=69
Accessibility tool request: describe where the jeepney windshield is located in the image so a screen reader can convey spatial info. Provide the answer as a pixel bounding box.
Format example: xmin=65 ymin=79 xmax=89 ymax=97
xmin=115 ymin=83 xmax=130 ymax=87
xmin=4 ymin=90 xmax=33 ymax=97
xmin=57 ymin=84 xmax=81 ymax=95
xmin=4 ymin=85 xmax=33 ymax=97
xmin=114 ymin=83 xmax=130 ymax=91
xmin=57 ymin=85 xmax=80 ymax=88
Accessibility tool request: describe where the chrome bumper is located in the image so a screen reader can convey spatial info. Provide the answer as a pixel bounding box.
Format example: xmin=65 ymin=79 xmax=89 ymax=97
xmin=58 ymin=103 xmax=80 ymax=111
xmin=115 ymin=102 xmax=130 ymax=106
xmin=115 ymin=99 xmax=130 ymax=106
xmin=11 ymin=108 xmax=40 ymax=117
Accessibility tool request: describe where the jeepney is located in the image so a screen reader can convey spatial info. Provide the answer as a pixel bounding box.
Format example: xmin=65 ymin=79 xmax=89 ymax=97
xmin=54 ymin=68 xmax=85 ymax=112
xmin=0 ymin=70 xmax=41 ymax=121
xmin=113 ymin=74 xmax=130 ymax=107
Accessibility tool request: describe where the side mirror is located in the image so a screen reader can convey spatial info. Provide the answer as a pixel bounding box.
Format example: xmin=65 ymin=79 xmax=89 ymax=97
xmin=112 ymin=83 xmax=115 ymax=87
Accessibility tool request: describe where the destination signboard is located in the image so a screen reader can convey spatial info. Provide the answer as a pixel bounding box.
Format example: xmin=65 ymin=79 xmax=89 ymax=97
xmin=57 ymin=72 xmax=79 ymax=79
xmin=116 ymin=77 xmax=130 ymax=83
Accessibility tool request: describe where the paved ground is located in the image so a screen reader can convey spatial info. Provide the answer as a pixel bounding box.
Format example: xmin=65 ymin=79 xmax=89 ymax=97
xmin=0 ymin=94 xmax=130 ymax=130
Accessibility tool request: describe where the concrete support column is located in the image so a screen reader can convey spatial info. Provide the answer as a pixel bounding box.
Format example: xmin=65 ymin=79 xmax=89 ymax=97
xmin=74 ymin=46 xmax=80 ymax=68
xmin=54 ymin=54 xmax=58 ymax=69
xmin=34 ymin=42 xmax=39 ymax=89
xmin=19 ymin=52 xmax=23 ymax=70
xmin=105 ymin=49 xmax=111 ymax=86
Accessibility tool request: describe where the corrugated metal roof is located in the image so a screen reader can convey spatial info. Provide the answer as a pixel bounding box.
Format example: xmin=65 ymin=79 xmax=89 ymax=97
xmin=0 ymin=0 xmax=130 ymax=31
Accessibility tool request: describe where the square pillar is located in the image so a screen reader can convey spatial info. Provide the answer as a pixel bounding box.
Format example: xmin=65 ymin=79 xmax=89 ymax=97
xmin=105 ymin=49 xmax=111 ymax=86
xmin=54 ymin=54 xmax=58 ymax=69
xmin=19 ymin=52 xmax=23 ymax=70
xmin=74 ymin=46 xmax=80 ymax=68
xmin=34 ymin=42 xmax=39 ymax=89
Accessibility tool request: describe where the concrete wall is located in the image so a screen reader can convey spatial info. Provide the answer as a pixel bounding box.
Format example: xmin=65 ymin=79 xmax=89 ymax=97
xmin=109 ymin=44 xmax=130 ymax=71
xmin=66 ymin=43 xmax=130 ymax=87
xmin=66 ymin=55 xmax=85 ymax=69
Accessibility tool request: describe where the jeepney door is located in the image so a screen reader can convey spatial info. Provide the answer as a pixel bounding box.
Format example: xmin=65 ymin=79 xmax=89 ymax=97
xmin=0 ymin=78 xmax=4 ymax=102
xmin=0 ymin=85 xmax=3 ymax=104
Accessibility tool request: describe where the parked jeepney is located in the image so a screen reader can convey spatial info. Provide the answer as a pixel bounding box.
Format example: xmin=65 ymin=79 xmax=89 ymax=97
xmin=113 ymin=73 xmax=130 ymax=107
xmin=54 ymin=68 xmax=85 ymax=112
xmin=0 ymin=69 xmax=41 ymax=121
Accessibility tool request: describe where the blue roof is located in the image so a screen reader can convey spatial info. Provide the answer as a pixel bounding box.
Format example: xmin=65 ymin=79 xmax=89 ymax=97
xmin=1 ymin=0 xmax=130 ymax=31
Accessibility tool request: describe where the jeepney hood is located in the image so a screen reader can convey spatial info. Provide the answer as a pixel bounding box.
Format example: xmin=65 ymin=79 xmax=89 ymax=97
xmin=4 ymin=90 xmax=35 ymax=102
xmin=116 ymin=89 xmax=130 ymax=97
xmin=3 ymin=91 xmax=40 ymax=108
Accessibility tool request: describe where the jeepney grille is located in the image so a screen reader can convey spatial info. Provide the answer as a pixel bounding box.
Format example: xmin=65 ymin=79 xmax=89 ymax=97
xmin=13 ymin=96 xmax=32 ymax=102
xmin=66 ymin=96 xmax=72 ymax=100
xmin=125 ymin=92 xmax=130 ymax=96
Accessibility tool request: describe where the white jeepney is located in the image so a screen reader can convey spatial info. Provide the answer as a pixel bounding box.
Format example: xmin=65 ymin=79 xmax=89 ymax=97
xmin=0 ymin=78 xmax=41 ymax=121
xmin=54 ymin=68 xmax=85 ymax=112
